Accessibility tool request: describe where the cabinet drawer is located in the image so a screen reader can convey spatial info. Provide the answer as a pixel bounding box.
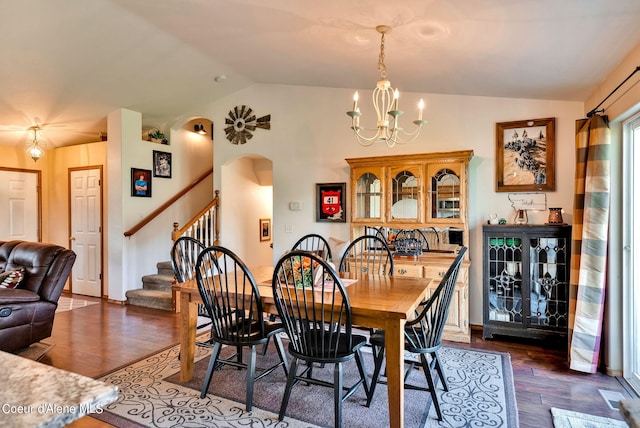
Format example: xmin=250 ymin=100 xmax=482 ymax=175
xmin=393 ymin=264 xmax=423 ymax=277
xmin=423 ymin=264 xmax=468 ymax=284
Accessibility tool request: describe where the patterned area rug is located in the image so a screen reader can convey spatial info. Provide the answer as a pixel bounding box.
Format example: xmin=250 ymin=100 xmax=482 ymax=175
xmin=95 ymin=341 xmax=518 ymax=428
xmin=550 ymin=408 xmax=628 ymax=428
xmin=56 ymin=296 xmax=99 ymax=312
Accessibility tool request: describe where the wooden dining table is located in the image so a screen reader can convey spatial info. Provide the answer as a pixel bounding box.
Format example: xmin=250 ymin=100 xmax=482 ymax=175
xmin=172 ymin=266 xmax=435 ymax=428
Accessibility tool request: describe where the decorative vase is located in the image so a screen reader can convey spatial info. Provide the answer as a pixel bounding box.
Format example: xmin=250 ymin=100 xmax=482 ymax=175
xmin=514 ymin=209 xmax=528 ymax=225
xmin=547 ymin=208 xmax=563 ymax=224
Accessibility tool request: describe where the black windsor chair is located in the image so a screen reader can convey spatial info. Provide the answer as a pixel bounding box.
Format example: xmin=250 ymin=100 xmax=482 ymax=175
xmin=338 ymin=234 xmax=394 ymax=344
xmin=291 ymin=233 xmax=333 ymax=261
xmin=171 ymin=236 xmax=212 ymax=338
xmin=195 ymin=246 xmax=288 ymax=410
xmin=365 ymin=246 xmax=468 ymax=422
xmin=272 ymin=250 xmax=370 ymax=428
xmin=338 ymin=234 xmax=394 ymax=278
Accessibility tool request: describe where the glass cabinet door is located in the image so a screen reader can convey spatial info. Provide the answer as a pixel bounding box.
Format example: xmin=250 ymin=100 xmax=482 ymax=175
xmin=389 ymin=165 xmax=422 ymax=223
xmin=431 ymin=168 xmax=460 ymax=219
xmin=487 ymin=235 xmax=524 ymax=324
xmin=352 ymin=167 xmax=384 ymax=222
xmin=528 ymin=236 xmax=569 ymax=329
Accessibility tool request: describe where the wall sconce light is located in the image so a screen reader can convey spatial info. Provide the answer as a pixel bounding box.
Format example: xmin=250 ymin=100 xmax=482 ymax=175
xmin=194 ymin=123 xmax=207 ymax=135
xmin=26 ymin=126 xmax=45 ymax=162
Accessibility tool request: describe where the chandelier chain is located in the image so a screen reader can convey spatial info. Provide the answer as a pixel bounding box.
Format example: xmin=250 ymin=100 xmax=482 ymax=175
xmin=377 ymin=32 xmax=387 ymax=79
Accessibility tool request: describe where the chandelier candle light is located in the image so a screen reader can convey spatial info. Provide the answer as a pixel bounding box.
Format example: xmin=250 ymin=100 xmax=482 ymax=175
xmin=347 ymin=25 xmax=426 ymax=147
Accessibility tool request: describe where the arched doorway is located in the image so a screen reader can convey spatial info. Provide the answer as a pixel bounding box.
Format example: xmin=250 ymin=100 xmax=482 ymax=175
xmin=221 ymin=155 xmax=273 ymax=266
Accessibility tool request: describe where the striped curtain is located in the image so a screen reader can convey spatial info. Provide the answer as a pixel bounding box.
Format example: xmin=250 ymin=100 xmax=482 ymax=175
xmin=568 ymin=115 xmax=611 ymax=373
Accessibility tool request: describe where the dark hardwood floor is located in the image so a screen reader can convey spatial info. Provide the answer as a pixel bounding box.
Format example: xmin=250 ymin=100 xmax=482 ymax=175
xmin=41 ymin=293 xmax=634 ymax=427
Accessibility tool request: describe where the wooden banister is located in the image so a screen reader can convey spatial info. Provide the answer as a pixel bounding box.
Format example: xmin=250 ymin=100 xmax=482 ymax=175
xmin=124 ymin=168 xmax=213 ymax=237
xmin=171 ymin=190 xmax=220 ymax=244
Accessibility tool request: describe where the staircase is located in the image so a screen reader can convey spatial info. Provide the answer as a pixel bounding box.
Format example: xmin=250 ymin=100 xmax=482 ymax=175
xmin=125 ymin=189 xmax=220 ymax=312
xmin=126 ymin=261 xmax=174 ymax=311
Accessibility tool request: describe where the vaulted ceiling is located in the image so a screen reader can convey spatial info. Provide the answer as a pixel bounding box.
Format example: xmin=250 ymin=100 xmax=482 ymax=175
xmin=1 ymin=0 xmax=639 ymax=148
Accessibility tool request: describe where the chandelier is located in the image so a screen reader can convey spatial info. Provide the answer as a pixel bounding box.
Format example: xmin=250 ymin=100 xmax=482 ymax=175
xmin=347 ymin=25 xmax=426 ymax=147
xmin=26 ymin=126 xmax=45 ymax=162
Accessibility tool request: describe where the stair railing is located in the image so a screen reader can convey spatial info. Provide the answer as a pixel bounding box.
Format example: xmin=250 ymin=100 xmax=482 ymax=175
xmin=171 ymin=190 xmax=220 ymax=247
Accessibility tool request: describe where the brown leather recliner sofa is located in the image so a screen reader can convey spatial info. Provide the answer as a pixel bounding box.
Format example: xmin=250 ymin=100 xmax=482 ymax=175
xmin=0 ymin=240 xmax=76 ymax=352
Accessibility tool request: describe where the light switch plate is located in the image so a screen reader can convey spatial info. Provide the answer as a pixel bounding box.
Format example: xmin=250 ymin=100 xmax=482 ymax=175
xmin=289 ymin=201 xmax=302 ymax=211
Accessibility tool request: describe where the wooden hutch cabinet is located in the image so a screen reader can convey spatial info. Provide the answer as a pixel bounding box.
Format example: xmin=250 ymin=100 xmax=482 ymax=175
xmin=345 ymin=150 xmax=473 ymax=343
xmin=482 ymin=224 xmax=571 ymax=341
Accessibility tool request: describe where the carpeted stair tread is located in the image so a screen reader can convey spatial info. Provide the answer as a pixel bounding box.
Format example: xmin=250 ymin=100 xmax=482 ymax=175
xmin=141 ymin=273 xmax=175 ymax=291
xmin=126 ymin=289 xmax=172 ymax=311
xmin=156 ymin=261 xmax=174 ymax=276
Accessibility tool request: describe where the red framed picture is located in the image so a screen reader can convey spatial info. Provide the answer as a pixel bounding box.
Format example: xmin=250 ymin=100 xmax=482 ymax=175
xmin=316 ymin=182 xmax=346 ymax=223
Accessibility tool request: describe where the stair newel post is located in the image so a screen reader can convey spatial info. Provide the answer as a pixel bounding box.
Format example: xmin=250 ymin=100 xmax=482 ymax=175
xmin=171 ymin=222 xmax=180 ymax=241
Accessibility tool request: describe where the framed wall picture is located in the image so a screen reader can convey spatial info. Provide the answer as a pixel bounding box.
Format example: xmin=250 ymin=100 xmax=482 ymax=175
xmin=131 ymin=168 xmax=152 ymax=197
xmin=259 ymin=218 xmax=271 ymax=241
xmin=316 ymin=182 xmax=346 ymax=222
xmin=495 ymin=117 xmax=555 ymax=192
xmin=153 ymin=150 xmax=172 ymax=178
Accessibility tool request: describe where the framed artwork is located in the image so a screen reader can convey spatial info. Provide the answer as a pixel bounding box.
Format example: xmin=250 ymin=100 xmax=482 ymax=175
xmin=131 ymin=168 xmax=152 ymax=197
xmin=259 ymin=218 xmax=271 ymax=242
xmin=316 ymin=182 xmax=346 ymax=222
xmin=153 ymin=150 xmax=172 ymax=178
xmin=495 ymin=117 xmax=555 ymax=192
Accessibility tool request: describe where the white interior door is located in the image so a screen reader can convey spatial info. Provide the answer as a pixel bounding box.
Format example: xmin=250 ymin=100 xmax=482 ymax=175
xmin=0 ymin=169 xmax=39 ymax=241
xmin=70 ymin=168 xmax=102 ymax=297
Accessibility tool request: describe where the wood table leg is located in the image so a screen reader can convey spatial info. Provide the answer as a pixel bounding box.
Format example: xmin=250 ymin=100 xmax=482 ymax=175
xmin=384 ymin=318 xmax=405 ymax=428
xmin=179 ymin=291 xmax=197 ymax=382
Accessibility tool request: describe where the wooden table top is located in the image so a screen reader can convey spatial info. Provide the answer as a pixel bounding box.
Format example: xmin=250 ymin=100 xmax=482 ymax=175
xmin=172 ymin=266 xmax=435 ymax=324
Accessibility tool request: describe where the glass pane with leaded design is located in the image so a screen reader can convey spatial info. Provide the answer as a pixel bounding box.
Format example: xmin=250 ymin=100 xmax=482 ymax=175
xmin=487 ymin=236 xmax=523 ymax=324
xmin=529 ymin=237 xmax=569 ymax=328
xmin=431 ymin=168 xmax=460 ymax=219
xmin=391 ymin=170 xmax=418 ymax=219
xmin=355 ymin=172 xmax=381 ymax=219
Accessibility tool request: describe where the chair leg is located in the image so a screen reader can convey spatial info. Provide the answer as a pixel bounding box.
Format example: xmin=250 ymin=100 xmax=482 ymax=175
xmin=236 ymin=345 xmax=243 ymax=369
xmin=272 ymin=333 xmax=289 ymax=376
xmin=354 ymin=349 xmax=370 ymax=397
xmin=431 ymin=350 xmax=449 ymax=392
xmin=246 ymin=345 xmax=257 ymax=411
xmin=261 ymin=337 xmax=270 ymax=356
xmin=279 ymin=357 xmax=299 ymax=421
xmin=419 ymin=353 xmax=442 ymax=421
xmin=200 ymin=342 xmax=223 ymax=398
xmin=366 ymin=345 xmax=385 ymax=407
xmin=334 ymin=362 xmax=343 ymax=428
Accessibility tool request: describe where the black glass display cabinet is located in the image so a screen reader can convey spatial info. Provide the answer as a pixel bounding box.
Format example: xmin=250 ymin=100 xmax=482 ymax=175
xmin=482 ymin=224 xmax=572 ymax=341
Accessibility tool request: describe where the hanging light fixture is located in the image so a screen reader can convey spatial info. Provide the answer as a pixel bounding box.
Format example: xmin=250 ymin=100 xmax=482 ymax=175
xmin=26 ymin=126 xmax=45 ymax=162
xmin=347 ymin=25 xmax=427 ymax=147
xmin=194 ymin=123 xmax=207 ymax=135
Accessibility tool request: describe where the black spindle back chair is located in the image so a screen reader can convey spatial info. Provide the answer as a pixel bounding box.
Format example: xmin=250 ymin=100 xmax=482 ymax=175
xmin=171 ymin=236 xmax=212 ymax=334
xmin=291 ymin=233 xmax=332 ymax=261
xmin=338 ymin=234 xmax=393 ymax=278
xmin=272 ymin=250 xmax=369 ymax=428
xmin=366 ymin=246 xmax=468 ymax=422
xmin=195 ymin=246 xmax=288 ymax=410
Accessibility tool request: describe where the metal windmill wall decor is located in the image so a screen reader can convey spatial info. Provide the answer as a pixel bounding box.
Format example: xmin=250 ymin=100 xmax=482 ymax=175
xmin=224 ymin=105 xmax=271 ymax=145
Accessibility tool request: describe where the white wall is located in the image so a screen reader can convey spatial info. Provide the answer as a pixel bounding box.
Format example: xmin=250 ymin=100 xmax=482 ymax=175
xmin=107 ymin=109 xmax=214 ymax=300
xmin=201 ymin=83 xmax=582 ymax=326
xmin=220 ymin=156 xmax=273 ymax=266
